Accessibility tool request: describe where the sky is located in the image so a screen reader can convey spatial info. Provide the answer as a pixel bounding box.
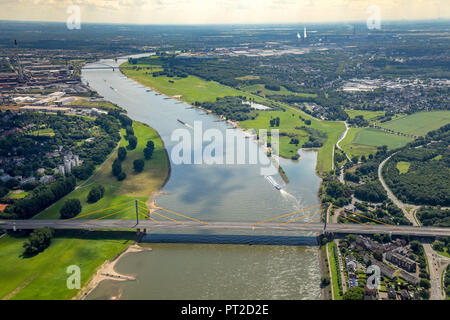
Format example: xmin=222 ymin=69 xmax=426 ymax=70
xmin=0 ymin=0 xmax=449 ymax=25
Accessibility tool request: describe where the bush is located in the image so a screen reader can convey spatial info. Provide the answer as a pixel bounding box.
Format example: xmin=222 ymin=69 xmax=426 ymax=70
xmin=87 ymin=185 xmax=105 ymax=203
xmin=60 ymin=199 xmax=82 ymax=219
xmin=23 ymin=228 xmax=54 ymax=256
xmin=118 ymin=147 xmax=127 ymax=161
xmin=133 ymin=159 xmax=145 ymax=173
xmin=127 ymin=135 xmax=137 ymax=150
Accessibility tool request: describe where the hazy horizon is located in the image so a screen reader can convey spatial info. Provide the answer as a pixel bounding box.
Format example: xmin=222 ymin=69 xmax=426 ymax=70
xmin=1 ymin=0 xmax=449 ymax=25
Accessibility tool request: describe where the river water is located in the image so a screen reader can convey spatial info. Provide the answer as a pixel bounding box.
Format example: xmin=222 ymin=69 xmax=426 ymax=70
xmin=81 ymin=55 xmax=322 ymax=300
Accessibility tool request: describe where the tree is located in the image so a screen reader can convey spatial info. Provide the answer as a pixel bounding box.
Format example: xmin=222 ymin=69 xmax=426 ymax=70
xmin=144 ymin=147 xmax=153 ymax=160
xmin=117 ymin=172 xmax=127 ymax=181
xmin=320 ymin=276 xmax=330 ymax=287
xmin=343 ymin=287 xmax=364 ymax=300
xmin=432 ymin=240 xmax=445 ymax=252
xmin=373 ymin=250 xmax=383 ymax=261
xmin=420 ymin=279 xmax=431 ymax=289
xmin=87 ymin=185 xmax=105 ymax=203
xmin=23 ymin=228 xmax=54 ymax=256
xmin=118 ymin=147 xmax=127 ymax=161
xmin=125 ymin=125 xmax=134 ymax=136
xmin=60 ymin=199 xmax=82 ymax=219
xmin=127 ymin=135 xmax=137 ymax=150
xmin=410 ymin=240 xmax=421 ymax=254
xmin=133 ymin=159 xmax=145 ymax=173
xmin=112 ymin=158 xmax=122 ymax=177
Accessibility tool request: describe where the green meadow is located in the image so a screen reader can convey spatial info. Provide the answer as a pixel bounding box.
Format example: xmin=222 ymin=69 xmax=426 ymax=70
xmin=341 ymin=127 xmax=412 ymax=159
xmin=344 ymin=109 xmax=385 ymax=120
xmin=379 ymin=111 xmax=450 ymax=136
xmin=0 ymin=121 xmax=170 ymax=300
xmin=121 ymin=62 xmax=253 ymax=104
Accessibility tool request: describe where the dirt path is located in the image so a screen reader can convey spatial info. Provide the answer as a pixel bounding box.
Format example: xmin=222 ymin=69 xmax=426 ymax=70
xmin=378 ymin=153 xmax=419 ymax=225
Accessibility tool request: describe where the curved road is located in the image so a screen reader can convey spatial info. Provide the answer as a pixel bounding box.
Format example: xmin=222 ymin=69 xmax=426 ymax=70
xmin=378 ymin=153 xmax=449 ymax=300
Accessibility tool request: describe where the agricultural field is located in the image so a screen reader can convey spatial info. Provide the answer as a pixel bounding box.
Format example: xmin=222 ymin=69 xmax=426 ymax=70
xmin=340 ymin=128 xmax=412 ymax=159
xmin=379 ymin=111 xmax=450 ymax=136
xmin=0 ymin=121 xmax=169 ymax=300
xmin=344 ymin=109 xmax=385 ymax=120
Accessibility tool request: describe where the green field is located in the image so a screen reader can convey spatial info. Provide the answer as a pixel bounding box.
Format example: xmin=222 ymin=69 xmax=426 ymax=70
xmin=121 ymin=62 xmax=253 ymax=104
xmin=122 ymin=62 xmax=344 ymax=174
xmin=344 ymin=109 xmax=385 ymax=120
xmin=5 ymin=190 xmax=29 ymax=200
xmin=379 ymin=111 xmax=450 ymax=136
xmin=341 ymin=128 xmax=412 ymax=159
xmin=0 ymin=121 xmax=170 ymax=300
xmin=396 ymin=161 xmax=411 ymax=174
xmin=0 ymin=231 xmax=134 ymax=300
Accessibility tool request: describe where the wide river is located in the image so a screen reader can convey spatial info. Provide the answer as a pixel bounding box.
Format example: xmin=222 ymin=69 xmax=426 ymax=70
xmin=81 ymin=55 xmax=322 ymax=299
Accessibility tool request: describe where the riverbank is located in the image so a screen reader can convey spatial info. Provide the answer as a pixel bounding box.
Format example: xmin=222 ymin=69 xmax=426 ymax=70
xmin=74 ymin=244 xmax=151 ymax=300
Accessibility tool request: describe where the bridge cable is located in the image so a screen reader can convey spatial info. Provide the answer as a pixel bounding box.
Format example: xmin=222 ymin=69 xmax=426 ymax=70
xmin=84 ymin=206 xmax=134 ymax=224
xmin=137 ymin=205 xmax=162 ymax=223
xmin=58 ymin=201 xmax=135 ymax=223
xmin=150 ymin=205 xmax=209 ymax=225
xmin=136 ymin=208 xmax=160 ymax=224
xmin=252 ymin=204 xmax=322 ymax=226
xmin=277 ymin=209 xmax=322 ymax=226
xmin=151 ymin=210 xmax=184 ymax=224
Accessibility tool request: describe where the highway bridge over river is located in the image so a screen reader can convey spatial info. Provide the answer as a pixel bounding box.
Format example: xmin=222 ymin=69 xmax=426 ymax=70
xmin=1 ymin=219 xmax=450 ymax=238
xmin=2 ymin=201 xmax=449 ymax=238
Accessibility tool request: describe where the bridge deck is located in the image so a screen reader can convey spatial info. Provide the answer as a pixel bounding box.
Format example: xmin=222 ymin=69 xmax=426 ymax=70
xmin=1 ymin=220 xmax=449 ymax=237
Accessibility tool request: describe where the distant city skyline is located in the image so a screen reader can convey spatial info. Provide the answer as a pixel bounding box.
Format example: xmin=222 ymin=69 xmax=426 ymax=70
xmin=0 ymin=0 xmax=449 ymax=25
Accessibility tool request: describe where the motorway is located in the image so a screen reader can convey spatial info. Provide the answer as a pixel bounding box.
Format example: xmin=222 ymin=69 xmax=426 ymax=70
xmin=1 ymin=220 xmax=450 ymax=237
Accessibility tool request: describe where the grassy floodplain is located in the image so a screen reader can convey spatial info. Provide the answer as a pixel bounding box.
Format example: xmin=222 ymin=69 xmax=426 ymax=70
xmin=121 ymin=62 xmax=345 ymax=175
xmin=327 ymin=242 xmax=342 ymax=300
xmin=0 ymin=121 xmax=170 ymax=300
xmin=340 ymin=127 xmax=412 ymax=159
xmin=379 ymin=111 xmax=450 ymax=136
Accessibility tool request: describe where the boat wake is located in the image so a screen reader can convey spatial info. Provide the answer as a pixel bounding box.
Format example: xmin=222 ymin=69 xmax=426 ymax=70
xmin=280 ymin=189 xmax=302 ymax=211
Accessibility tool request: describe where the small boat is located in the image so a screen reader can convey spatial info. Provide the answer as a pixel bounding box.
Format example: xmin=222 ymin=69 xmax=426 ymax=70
xmin=265 ymin=175 xmax=282 ymax=190
xmin=177 ymin=119 xmax=187 ymax=125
